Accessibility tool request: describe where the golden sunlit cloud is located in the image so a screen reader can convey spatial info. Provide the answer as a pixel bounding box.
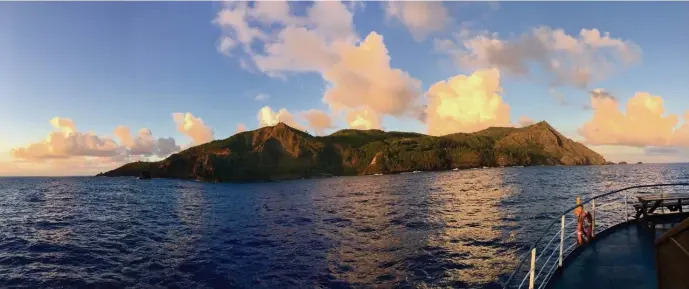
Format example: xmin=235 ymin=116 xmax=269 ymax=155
xmin=425 ymin=69 xmax=511 ymax=135
xmin=215 ymin=2 xmax=423 ymax=128
xmin=50 ymin=117 xmax=76 ymax=134
xmin=172 ymin=112 xmax=214 ymax=145
xmin=578 ymin=90 xmax=688 ymax=147
xmin=323 ymin=32 xmax=423 ymax=122
xmin=10 ymin=117 xmax=180 ymax=163
xmin=6 ymin=117 xmax=186 ymax=175
xmin=257 ymin=106 xmax=306 ymax=131
xmin=346 ymin=109 xmax=382 ymax=130
xmin=673 ymin=112 xmax=689 ymax=146
xmin=11 ymin=117 xmax=120 ymax=161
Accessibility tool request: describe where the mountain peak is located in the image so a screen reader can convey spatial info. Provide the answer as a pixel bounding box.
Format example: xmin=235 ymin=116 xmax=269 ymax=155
xmin=527 ymin=121 xmax=554 ymax=130
xmin=274 ymin=122 xmax=290 ymax=129
xmin=254 ymin=122 xmax=313 ymax=142
xmin=260 ymin=122 xmax=309 ymax=135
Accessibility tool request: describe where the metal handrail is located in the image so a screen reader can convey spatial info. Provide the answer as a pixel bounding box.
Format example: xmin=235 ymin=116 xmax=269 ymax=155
xmin=502 ymin=183 xmax=689 ymax=289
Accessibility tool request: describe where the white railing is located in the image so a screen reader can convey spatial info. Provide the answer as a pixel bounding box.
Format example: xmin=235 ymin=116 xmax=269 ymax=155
xmin=502 ymin=183 xmax=689 ymax=289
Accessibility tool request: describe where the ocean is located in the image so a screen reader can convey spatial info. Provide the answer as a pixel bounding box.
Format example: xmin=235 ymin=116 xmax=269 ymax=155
xmin=1 ymin=164 xmax=688 ymax=288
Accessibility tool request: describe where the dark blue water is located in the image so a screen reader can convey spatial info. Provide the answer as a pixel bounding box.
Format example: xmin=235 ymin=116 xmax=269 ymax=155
xmin=1 ymin=164 xmax=688 ymax=289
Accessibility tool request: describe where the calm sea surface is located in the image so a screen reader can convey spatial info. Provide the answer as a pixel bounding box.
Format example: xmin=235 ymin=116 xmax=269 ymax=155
xmin=1 ymin=164 xmax=688 ymax=289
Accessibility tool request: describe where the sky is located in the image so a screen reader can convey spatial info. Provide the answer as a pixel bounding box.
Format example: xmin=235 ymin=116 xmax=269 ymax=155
xmin=1 ymin=1 xmax=688 ymax=176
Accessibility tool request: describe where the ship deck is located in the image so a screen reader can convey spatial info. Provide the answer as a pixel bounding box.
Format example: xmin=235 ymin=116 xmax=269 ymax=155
xmin=547 ymin=222 xmax=658 ymax=289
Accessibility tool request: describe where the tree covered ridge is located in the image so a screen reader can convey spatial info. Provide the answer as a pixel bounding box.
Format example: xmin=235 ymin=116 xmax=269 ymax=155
xmin=99 ymin=121 xmax=606 ymax=182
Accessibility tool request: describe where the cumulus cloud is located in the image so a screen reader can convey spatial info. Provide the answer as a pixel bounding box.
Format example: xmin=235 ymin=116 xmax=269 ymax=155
xmin=257 ymin=106 xmax=305 ymax=131
xmin=11 ymin=117 xmax=120 ymax=161
xmin=236 ymin=123 xmax=248 ymax=133
xmin=215 ymin=1 xmax=357 ymax=75
xmin=425 ymin=69 xmax=511 ymax=135
xmin=50 ymin=117 xmax=76 ymax=134
xmin=346 ymin=109 xmax=382 ymax=130
xmin=671 ymin=111 xmax=689 ymax=146
xmin=113 ymin=126 xmax=180 ymax=157
xmin=302 ymin=109 xmax=334 ymax=135
xmin=7 ymin=117 xmax=188 ymax=176
xmin=215 ymin=1 xmax=423 ymax=128
xmin=10 ymin=117 xmax=182 ymax=164
xmin=322 ymin=32 xmax=423 ymax=119
xmin=213 ymin=2 xmax=266 ymax=54
xmin=518 ymin=116 xmax=536 ymax=127
xmin=435 ymin=27 xmax=641 ymax=88
xmin=251 ymin=0 xmax=294 ymax=25
xmin=172 ymin=113 xmax=214 ymax=146
xmin=578 ymin=91 xmax=689 ymax=147
xmin=384 ymin=1 xmax=451 ymax=41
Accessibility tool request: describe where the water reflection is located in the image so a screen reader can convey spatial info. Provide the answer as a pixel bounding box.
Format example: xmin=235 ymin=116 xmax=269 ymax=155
xmin=316 ymin=175 xmax=411 ymax=286
xmin=33 ymin=179 xmax=75 ymax=245
xmin=418 ymin=170 xmax=515 ymax=288
xmin=248 ymin=181 xmax=328 ymax=287
xmin=0 ymin=164 xmax=688 ymax=289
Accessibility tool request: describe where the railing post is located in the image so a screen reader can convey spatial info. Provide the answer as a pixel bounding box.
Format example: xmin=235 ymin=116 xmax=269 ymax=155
xmin=529 ymin=248 xmax=536 ymax=289
xmin=624 ymin=191 xmax=628 ymax=222
xmin=591 ymin=199 xmax=596 ymax=238
xmin=559 ymin=215 xmax=564 ymax=268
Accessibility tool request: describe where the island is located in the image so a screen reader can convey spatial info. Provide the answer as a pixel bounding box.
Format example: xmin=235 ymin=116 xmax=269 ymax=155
xmin=98 ymin=121 xmax=606 ymax=182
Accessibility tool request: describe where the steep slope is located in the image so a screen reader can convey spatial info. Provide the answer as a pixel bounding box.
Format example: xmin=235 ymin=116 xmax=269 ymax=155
xmin=99 ymin=121 xmax=606 ymax=182
xmin=491 ymin=121 xmax=605 ymax=166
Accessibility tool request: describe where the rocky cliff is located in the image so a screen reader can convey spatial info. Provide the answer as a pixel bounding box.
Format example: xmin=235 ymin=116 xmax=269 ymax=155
xmin=98 ymin=121 xmax=606 ymax=182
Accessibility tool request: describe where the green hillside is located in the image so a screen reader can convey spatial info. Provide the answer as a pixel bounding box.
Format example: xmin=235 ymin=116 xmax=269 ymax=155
xmin=98 ymin=121 xmax=606 ymax=182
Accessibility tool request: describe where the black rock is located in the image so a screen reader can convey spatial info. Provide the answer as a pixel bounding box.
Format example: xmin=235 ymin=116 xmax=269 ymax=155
xmin=138 ymin=171 xmax=152 ymax=180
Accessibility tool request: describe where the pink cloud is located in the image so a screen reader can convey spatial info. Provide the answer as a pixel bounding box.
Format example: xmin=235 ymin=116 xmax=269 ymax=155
xmin=384 ymin=1 xmax=451 ymax=41
xmin=518 ymin=116 xmax=537 ymax=127
xmin=11 ymin=117 xmax=120 ymax=161
xmin=579 ymin=91 xmax=688 ymax=147
xmin=301 ymin=109 xmax=334 ymax=135
xmin=114 ymin=126 xmax=179 ymax=157
xmin=236 ymin=123 xmax=248 ymax=133
xmin=435 ymin=27 xmax=641 ymax=88
xmin=172 ymin=112 xmax=214 ymax=146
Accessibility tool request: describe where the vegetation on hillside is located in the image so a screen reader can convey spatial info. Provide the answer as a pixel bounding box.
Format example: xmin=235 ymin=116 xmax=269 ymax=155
xmin=98 ymin=121 xmax=606 ymax=182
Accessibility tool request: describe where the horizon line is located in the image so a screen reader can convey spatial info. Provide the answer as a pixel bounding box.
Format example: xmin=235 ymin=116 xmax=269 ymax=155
xmin=2 ymin=162 xmax=687 ymax=178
